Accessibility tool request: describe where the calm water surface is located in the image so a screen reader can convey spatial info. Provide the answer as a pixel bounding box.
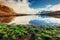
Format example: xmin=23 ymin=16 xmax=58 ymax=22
xmin=8 ymin=15 xmax=60 ymax=26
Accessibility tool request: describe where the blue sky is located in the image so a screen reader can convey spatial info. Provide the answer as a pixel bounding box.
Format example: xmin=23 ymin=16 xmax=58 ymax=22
xmin=1 ymin=0 xmax=60 ymax=13
xmin=13 ymin=0 xmax=60 ymax=9
xmin=7 ymin=0 xmax=60 ymax=12
xmin=29 ymin=0 xmax=60 ymax=8
xmin=1 ymin=0 xmax=60 ymax=25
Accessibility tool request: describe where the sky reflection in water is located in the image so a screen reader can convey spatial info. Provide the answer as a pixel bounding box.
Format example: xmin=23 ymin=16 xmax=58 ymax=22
xmin=29 ymin=15 xmax=60 ymax=26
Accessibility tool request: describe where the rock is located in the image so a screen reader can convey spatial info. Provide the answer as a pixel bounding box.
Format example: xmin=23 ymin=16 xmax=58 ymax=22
xmin=0 ymin=2 xmax=16 ymax=23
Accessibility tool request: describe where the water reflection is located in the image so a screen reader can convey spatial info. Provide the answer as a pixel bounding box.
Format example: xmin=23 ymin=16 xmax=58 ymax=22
xmin=29 ymin=15 xmax=60 ymax=26
xmin=8 ymin=15 xmax=60 ymax=26
xmin=40 ymin=15 xmax=51 ymax=18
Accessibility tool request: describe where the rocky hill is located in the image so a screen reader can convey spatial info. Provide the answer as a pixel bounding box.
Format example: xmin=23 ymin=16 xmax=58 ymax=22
xmin=0 ymin=2 xmax=15 ymax=23
xmin=46 ymin=11 xmax=60 ymax=18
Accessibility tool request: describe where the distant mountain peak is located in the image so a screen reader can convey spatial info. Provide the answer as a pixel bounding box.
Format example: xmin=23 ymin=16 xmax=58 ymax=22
xmin=38 ymin=11 xmax=51 ymax=14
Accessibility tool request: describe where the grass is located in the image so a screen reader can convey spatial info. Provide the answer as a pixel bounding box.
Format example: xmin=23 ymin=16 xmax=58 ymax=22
xmin=0 ymin=24 xmax=60 ymax=40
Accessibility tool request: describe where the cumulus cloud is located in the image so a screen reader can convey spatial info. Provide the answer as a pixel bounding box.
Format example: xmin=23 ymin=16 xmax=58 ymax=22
xmin=0 ymin=0 xmax=60 ymax=14
xmin=0 ymin=0 xmax=38 ymax=14
xmin=50 ymin=4 xmax=60 ymax=11
xmin=0 ymin=0 xmax=60 ymax=25
xmin=35 ymin=3 xmax=60 ymax=12
xmin=34 ymin=5 xmax=52 ymax=12
xmin=0 ymin=0 xmax=38 ymax=24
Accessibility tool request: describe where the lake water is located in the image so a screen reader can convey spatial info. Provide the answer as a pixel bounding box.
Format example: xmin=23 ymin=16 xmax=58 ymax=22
xmin=8 ymin=15 xmax=60 ymax=26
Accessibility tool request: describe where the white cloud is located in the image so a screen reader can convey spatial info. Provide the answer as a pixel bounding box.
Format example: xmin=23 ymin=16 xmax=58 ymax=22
xmin=34 ymin=3 xmax=60 ymax=13
xmin=0 ymin=0 xmax=60 ymax=14
xmin=50 ymin=4 xmax=60 ymax=11
xmin=37 ymin=3 xmax=60 ymax=12
xmin=0 ymin=0 xmax=38 ymax=14
xmin=0 ymin=0 xmax=60 ymax=25
xmin=0 ymin=0 xmax=38 ymax=24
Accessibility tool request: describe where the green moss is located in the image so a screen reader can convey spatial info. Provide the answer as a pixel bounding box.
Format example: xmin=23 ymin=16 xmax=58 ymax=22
xmin=0 ymin=24 xmax=60 ymax=40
